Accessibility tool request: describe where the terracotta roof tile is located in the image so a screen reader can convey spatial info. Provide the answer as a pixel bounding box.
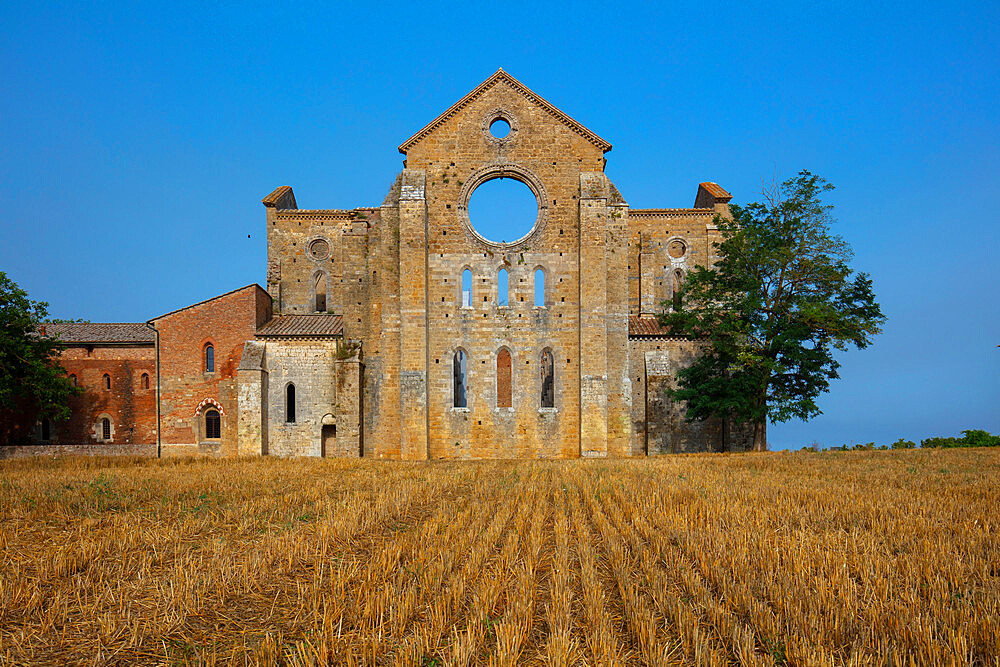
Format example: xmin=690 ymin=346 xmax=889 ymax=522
xmin=699 ymin=182 xmax=732 ymax=200
xmin=628 ymin=316 xmax=675 ymax=337
xmin=256 ymin=314 xmax=344 ymax=338
xmin=44 ymin=323 xmax=155 ymax=344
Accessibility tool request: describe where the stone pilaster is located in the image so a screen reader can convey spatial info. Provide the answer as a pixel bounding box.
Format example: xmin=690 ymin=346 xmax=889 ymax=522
xmin=398 ymin=169 xmax=429 ymax=460
xmin=578 ymin=173 xmax=609 ymax=457
xmin=236 ymin=341 xmax=268 ymax=456
xmin=335 ymin=351 xmax=364 ymax=457
xmin=606 ymin=190 xmax=631 ymax=457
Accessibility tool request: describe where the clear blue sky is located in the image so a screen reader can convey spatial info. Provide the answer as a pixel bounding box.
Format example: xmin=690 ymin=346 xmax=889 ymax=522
xmin=2 ymin=1 xmax=997 ymax=449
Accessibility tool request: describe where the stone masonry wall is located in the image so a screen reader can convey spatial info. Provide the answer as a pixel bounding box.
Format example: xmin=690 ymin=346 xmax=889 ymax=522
xmin=261 ymin=338 xmax=340 ymax=457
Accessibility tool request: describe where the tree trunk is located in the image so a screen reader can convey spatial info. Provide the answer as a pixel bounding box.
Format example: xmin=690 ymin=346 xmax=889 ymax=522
xmin=752 ymin=418 xmax=768 ymax=451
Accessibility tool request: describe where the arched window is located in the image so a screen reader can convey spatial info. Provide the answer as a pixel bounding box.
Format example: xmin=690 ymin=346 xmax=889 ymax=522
xmin=205 ymin=410 xmax=221 ymax=439
xmin=498 ymin=268 xmax=509 ymax=306
xmin=103 ymin=373 xmax=111 ymax=390
xmin=141 ymin=373 xmax=150 ymax=390
xmin=314 ymin=271 xmax=328 ymax=312
xmin=672 ymin=269 xmax=684 ymax=312
xmin=101 ymin=417 xmax=111 ymax=441
xmin=461 ymin=269 xmax=472 ymax=307
xmin=204 ymin=344 xmax=215 ymax=373
xmin=286 ymin=384 xmax=296 ymax=423
xmin=534 ymin=268 xmax=545 ymax=307
xmin=453 ymin=349 xmax=468 ymax=408
xmin=69 ymin=374 xmax=77 ymax=386
xmin=540 ymin=348 xmax=554 ymax=408
xmin=496 ymin=348 xmax=512 ymax=408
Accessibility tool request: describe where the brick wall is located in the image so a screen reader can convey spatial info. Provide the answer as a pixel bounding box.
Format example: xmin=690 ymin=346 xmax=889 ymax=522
xmin=0 ymin=343 xmax=156 ymax=447
xmin=151 ymin=285 xmax=271 ymax=456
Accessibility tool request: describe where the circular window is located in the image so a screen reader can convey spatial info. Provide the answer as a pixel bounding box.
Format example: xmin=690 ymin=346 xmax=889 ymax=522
xmin=489 ymin=118 xmax=511 ymax=139
xmin=667 ymin=239 xmax=687 ymax=258
xmin=309 ymin=238 xmax=330 ymax=260
xmin=468 ymin=177 xmax=538 ymax=244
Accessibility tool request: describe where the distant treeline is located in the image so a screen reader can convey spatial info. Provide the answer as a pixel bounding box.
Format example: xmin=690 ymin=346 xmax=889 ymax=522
xmin=801 ymin=429 xmax=1000 ymax=452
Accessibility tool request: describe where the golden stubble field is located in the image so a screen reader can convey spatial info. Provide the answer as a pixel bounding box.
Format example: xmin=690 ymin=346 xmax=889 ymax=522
xmin=1 ymin=449 xmax=998 ymax=666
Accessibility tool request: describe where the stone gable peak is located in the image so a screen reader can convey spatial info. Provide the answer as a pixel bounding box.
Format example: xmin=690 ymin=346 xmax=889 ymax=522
xmin=397 ymin=69 xmax=612 ymax=155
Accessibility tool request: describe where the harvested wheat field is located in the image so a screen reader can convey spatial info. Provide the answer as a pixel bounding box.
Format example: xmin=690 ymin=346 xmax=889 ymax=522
xmin=1 ymin=450 xmax=999 ymax=666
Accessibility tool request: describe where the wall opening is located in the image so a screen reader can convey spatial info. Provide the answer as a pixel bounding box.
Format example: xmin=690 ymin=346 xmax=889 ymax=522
xmin=498 ymin=268 xmax=509 ymax=306
xmin=468 ymin=177 xmax=537 ymax=244
xmin=101 ymin=417 xmax=111 ymax=441
xmin=141 ymin=373 xmax=150 ymax=390
xmin=205 ymin=409 xmax=221 ymax=439
xmin=314 ymin=270 xmax=328 ymax=312
xmin=286 ymin=384 xmax=296 ymax=423
xmin=205 ymin=344 xmax=215 ymax=373
xmin=489 ymin=118 xmax=511 ymax=138
xmin=672 ymin=269 xmax=684 ymax=311
xmin=534 ymin=268 xmax=546 ymax=307
xmin=321 ymin=424 xmax=336 ymax=457
xmin=103 ymin=373 xmax=111 ymax=390
xmin=462 ymin=269 xmax=472 ymax=307
xmin=40 ymin=418 xmax=50 ymax=442
xmin=453 ymin=349 xmax=468 ymax=408
xmin=540 ymin=348 xmax=554 ymax=408
xmin=496 ymin=348 xmax=512 ymax=408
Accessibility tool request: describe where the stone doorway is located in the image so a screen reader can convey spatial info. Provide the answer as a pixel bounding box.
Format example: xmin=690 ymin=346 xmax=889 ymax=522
xmin=321 ymin=424 xmax=336 ymax=457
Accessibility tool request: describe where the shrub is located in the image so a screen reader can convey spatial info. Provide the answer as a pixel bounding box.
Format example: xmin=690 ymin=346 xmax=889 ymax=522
xmin=891 ymin=438 xmax=917 ymax=449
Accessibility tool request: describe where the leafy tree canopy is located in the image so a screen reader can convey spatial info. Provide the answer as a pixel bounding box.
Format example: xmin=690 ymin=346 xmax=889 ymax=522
xmin=0 ymin=272 xmax=80 ymax=421
xmin=658 ymin=171 xmax=885 ymax=450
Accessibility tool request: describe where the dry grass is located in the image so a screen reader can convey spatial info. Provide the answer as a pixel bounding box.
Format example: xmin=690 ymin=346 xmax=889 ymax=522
xmin=1 ymin=449 xmax=998 ymax=666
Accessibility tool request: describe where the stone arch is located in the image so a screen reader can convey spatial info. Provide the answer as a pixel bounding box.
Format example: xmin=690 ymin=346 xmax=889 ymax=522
xmin=456 ymin=163 xmax=549 ymax=250
xmin=461 ymin=267 xmax=473 ymax=307
xmin=672 ymin=268 xmax=685 ymax=311
xmin=497 ymin=266 xmax=509 ymax=306
xmin=93 ymin=413 xmax=115 ymax=442
xmin=540 ymin=347 xmax=555 ymax=408
xmin=313 ymin=270 xmax=328 ymax=312
xmin=496 ymin=347 xmax=513 ymax=408
xmin=285 ymin=383 xmax=296 ymax=423
xmin=534 ymin=266 xmax=547 ymax=307
xmin=453 ymin=348 xmax=468 ymax=408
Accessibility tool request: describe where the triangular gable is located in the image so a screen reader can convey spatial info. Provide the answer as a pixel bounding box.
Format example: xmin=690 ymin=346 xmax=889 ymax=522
xmin=397 ymin=69 xmax=612 ymax=155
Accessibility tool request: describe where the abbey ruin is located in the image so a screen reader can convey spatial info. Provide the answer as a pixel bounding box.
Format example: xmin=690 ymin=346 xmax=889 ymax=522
xmin=6 ymin=70 xmax=753 ymax=458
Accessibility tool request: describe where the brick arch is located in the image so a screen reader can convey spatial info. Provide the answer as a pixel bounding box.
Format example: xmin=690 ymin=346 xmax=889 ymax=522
xmin=194 ymin=397 xmax=225 ymax=416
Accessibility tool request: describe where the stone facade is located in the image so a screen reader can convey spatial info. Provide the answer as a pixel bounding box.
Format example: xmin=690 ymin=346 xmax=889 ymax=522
xmin=251 ymin=69 xmax=751 ymax=458
xmin=3 ymin=70 xmax=752 ymax=457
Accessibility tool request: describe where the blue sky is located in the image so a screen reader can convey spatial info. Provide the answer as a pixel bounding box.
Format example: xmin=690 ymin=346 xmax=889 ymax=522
xmin=1 ymin=1 xmax=997 ymax=449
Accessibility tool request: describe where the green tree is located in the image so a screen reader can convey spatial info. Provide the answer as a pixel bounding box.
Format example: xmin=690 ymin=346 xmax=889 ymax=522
xmin=658 ymin=171 xmax=885 ymax=451
xmin=0 ymin=272 xmax=80 ymax=422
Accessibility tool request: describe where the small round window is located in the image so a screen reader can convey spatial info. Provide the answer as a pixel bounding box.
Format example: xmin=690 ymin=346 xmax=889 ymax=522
xmin=667 ymin=239 xmax=687 ymax=258
xmin=489 ymin=118 xmax=511 ymax=138
xmin=309 ymin=238 xmax=330 ymax=260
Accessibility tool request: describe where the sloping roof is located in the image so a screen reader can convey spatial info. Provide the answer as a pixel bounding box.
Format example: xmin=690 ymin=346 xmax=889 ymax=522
xmin=44 ymin=322 xmax=155 ymax=344
xmin=256 ymin=314 xmax=344 ymax=338
xmin=398 ymin=69 xmax=612 ymax=154
xmin=148 ymin=284 xmax=265 ymax=323
xmin=238 ymin=340 xmax=266 ymax=371
xmin=699 ymin=182 xmax=732 ymax=201
xmin=261 ymin=185 xmax=297 ymax=208
xmin=628 ymin=316 xmax=675 ymax=337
